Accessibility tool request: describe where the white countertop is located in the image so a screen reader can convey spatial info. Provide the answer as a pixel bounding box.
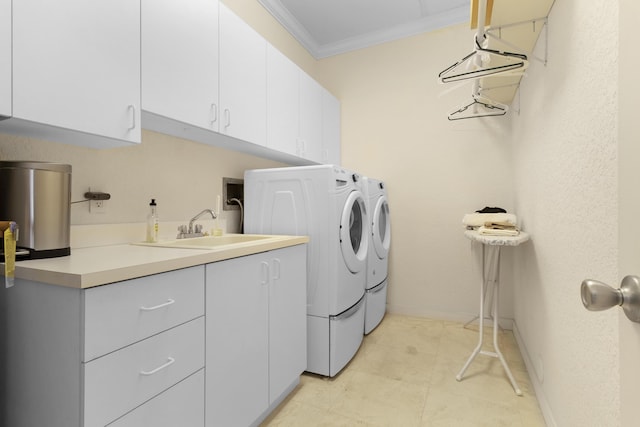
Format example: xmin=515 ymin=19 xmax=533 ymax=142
xmin=6 ymin=234 xmax=309 ymax=289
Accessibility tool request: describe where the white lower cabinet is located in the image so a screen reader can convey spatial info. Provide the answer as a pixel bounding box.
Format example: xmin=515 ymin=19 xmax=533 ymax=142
xmin=0 ymin=246 xmax=306 ymax=427
xmin=206 ymin=244 xmax=307 ymax=426
xmin=0 ymin=266 xmax=205 ymax=427
xmin=108 ymin=370 xmax=205 ymax=427
xmin=84 ymin=317 xmax=205 ymax=427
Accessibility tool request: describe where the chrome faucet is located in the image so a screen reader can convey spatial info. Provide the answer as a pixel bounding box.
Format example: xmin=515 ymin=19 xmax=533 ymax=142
xmin=188 ymin=209 xmax=217 ymax=234
xmin=177 ymin=208 xmax=217 ymax=239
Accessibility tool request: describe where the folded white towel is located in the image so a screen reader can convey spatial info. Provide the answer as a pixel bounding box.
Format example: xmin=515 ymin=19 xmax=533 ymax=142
xmin=478 ymin=225 xmax=520 ymax=236
xmin=462 ymin=213 xmax=517 ymax=228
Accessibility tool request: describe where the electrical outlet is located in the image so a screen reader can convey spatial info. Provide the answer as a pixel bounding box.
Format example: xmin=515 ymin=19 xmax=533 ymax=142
xmin=90 ymin=199 xmax=107 ymax=214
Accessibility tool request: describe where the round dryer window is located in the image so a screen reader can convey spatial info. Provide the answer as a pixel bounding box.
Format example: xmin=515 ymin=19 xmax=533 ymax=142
xmin=340 ymin=190 xmax=368 ymax=273
xmin=372 ymin=196 xmax=391 ymax=259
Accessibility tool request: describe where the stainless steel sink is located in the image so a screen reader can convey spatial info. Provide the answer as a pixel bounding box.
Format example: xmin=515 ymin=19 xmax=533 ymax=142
xmin=132 ymin=234 xmax=274 ymax=250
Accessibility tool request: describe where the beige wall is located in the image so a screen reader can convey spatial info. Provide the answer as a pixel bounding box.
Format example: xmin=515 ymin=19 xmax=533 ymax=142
xmin=215 ymin=1 xmax=518 ymax=320
xmin=1 ymin=1 xmax=621 ymax=424
xmin=0 ymin=0 xmax=517 ymax=321
xmin=0 ymin=130 xmax=284 ymax=234
xmin=511 ymin=0 xmax=619 ymax=425
xmin=316 ymin=26 xmax=516 ymax=320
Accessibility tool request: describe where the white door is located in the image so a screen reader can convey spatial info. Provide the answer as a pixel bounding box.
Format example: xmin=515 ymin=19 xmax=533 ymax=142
xmin=299 ymin=72 xmax=323 ymax=162
xmin=205 ymin=256 xmax=269 ymax=427
xmin=266 ymin=44 xmax=299 ymax=155
xmin=12 ymin=0 xmax=140 ymax=143
xmin=322 ymin=89 xmax=341 ymax=165
xmin=219 ymin=4 xmax=267 ymax=146
xmin=142 ymin=0 xmax=219 ymax=131
xmin=268 ymin=246 xmax=306 ymax=404
xmin=619 ymin=1 xmax=640 ymax=425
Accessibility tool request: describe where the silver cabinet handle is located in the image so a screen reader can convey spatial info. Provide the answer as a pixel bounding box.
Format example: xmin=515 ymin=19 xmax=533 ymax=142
xmin=127 ymin=104 xmax=136 ymax=130
xmin=140 ymin=298 xmax=175 ymax=311
xmin=272 ymin=258 xmax=281 ymax=281
xmin=260 ymin=261 xmax=269 ymax=285
xmin=210 ymin=103 xmax=217 ymax=124
xmin=140 ymin=357 xmax=175 ymax=376
xmin=581 ymin=275 xmax=640 ymax=322
xmin=224 ymin=108 xmax=231 ymax=129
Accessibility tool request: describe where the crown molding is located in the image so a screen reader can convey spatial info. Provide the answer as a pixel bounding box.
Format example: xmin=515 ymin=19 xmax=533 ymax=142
xmin=258 ymin=0 xmax=469 ymax=59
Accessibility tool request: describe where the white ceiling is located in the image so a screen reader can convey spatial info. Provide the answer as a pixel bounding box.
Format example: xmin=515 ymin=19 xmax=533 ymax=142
xmin=258 ymin=0 xmax=470 ymax=59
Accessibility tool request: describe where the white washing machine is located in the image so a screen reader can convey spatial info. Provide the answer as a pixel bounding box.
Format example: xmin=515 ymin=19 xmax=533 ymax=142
xmin=363 ymin=177 xmax=391 ymax=334
xmin=244 ymin=165 xmax=369 ymax=377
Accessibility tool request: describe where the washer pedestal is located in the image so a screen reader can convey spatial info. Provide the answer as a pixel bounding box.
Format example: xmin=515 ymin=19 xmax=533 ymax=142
xmin=456 ymin=229 xmax=530 ymax=396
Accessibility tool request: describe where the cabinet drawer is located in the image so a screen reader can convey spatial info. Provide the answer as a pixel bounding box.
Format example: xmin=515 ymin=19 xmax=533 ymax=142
xmin=84 ymin=316 xmax=205 ymax=427
xmin=108 ymin=369 xmax=204 ymax=427
xmin=84 ymin=265 xmax=204 ymax=361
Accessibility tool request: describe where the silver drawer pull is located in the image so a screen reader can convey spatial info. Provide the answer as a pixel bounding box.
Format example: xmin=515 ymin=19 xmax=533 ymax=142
xmin=140 ymin=357 xmax=175 ymax=376
xmin=140 ymin=298 xmax=175 ymax=311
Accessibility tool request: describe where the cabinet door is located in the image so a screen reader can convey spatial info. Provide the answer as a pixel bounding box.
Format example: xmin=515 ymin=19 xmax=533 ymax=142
xmin=12 ymin=0 xmax=141 ymax=143
xmin=0 ymin=0 xmax=10 ymax=118
xmin=266 ymin=45 xmax=299 ymax=156
xmin=268 ymin=245 xmax=307 ymax=404
xmin=219 ymin=4 xmax=267 ymax=146
xmin=84 ymin=318 xmax=205 ymax=427
xmin=322 ymin=89 xmax=341 ymax=165
xmin=142 ymin=0 xmax=219 ymax=131
xmin=299 ymin=72 xmax=324 ymax=162
xmin=206 ymin=255 xmax=269 ymax=427
xmin=108 ymin=370 xmax=205 ymax=427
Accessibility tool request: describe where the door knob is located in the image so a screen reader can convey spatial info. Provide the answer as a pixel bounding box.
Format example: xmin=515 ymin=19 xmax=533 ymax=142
xmin=581 ymin=275 xmax=640 ymax=323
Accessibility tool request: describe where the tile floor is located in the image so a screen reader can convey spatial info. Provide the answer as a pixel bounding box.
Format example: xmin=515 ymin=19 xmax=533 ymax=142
xmin=262 ymin=314 xmax=546 ymax=427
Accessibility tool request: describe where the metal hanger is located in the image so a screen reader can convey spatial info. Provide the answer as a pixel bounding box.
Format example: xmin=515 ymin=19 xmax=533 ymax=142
xmin=448 ymin=93 xmax=508 ymax=121
xmin=438 ymin=36 xmax=529 ymax=84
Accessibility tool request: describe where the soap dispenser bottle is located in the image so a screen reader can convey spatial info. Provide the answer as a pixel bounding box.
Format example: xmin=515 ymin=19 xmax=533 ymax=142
xmin=146 ymin=199 xmax=159 ymax=243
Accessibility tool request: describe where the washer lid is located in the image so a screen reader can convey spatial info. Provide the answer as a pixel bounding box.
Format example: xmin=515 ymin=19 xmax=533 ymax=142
xmin=340 ymin=190 xmax=368 ymax=274
xmin=372 ymin=196 xmax=391 ymax=259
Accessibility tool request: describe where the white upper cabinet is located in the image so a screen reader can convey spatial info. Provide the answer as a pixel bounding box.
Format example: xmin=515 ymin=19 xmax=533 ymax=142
xmin=0 ymin=0 xmax=10 ymax=118
xmin=298 ymin=72 xmax=324 ymax=163
xmin=6 ymin=0 xmax=141 ymax=146
xmin=322 ymin=89 xmax=341 ymax=165
xmin=219 ymin=4 xmax=267 ymax=146
xmin=266 ymin=44 xmax=299 ymax=156
xmin=142 ymin=0 xmax=219 ymax=131
xmin=266 ymin=44 xmax=342 ymax=165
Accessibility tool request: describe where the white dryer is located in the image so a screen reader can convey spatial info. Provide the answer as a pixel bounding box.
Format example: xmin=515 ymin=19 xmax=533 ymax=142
xmin=363 ymin=177 xmax=391 ymax=334
xmin=244 ymin=165 xmax=369 ymax=377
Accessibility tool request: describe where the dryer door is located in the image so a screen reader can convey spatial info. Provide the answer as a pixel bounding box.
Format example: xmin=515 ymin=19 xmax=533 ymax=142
xmin=340 ymin=190 xmax=368 ymax=273
xmin=372 ymin=195 xmax=391 ymax=260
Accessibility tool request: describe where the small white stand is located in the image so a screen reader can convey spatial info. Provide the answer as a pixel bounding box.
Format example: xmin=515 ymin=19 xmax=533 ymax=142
xmin=456 ymin=229 xmax=530 ymax=396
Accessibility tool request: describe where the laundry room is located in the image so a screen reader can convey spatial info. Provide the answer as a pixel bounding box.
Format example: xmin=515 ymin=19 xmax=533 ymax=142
xmin=0 ymin=0 xmax=632 ymax=426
